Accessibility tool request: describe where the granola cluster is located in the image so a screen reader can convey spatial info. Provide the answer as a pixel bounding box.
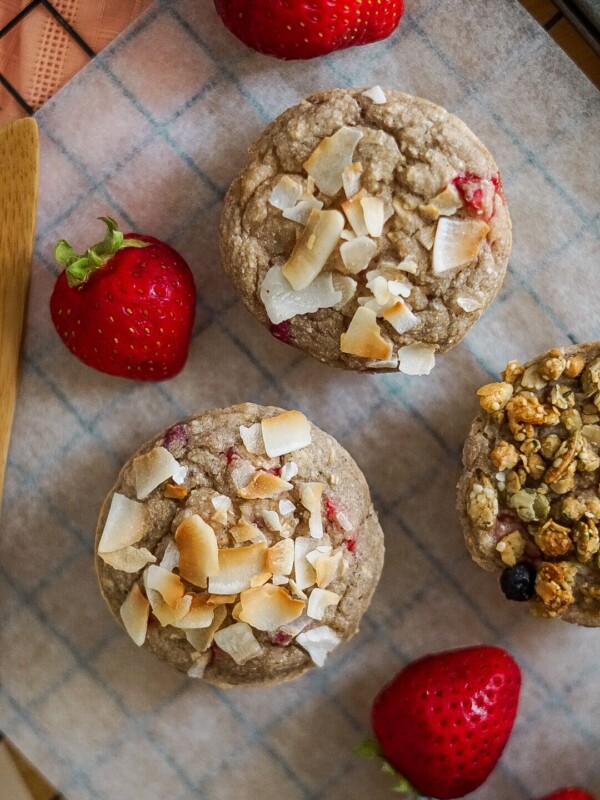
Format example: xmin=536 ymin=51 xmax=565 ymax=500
xmin=468 ymin=348 xmax=600 ymax=621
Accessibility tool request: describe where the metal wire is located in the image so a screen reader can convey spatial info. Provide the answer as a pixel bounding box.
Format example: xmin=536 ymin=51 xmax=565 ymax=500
xmin=0 ymin=0 xmax=95 ymax=115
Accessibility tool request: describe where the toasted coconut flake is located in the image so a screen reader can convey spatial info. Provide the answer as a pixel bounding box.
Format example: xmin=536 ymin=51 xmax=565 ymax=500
xmin=269 ymin=175 xmax=303 ymax=210
xmin=419 ymin=184 xmax=463 ymax=219
xmin=238 ymin=471 xmax=293 ymax=499
xmin=332 ymin=274 xmax=358 ymax=309
xmin=456 ymin=295 xmax=482 ymax=312
xmin=211 ymin=494 xmax=233 ymax=525
xmin=360 ymin=197 xmax=385 ymax=237
xmin=175 ymin=515 xmax=219 ymax=589
xmin=366 ymin=274 xmax=391 ymax=306
xmin=315 ymin=550 xmax=344 ymax=588
xmin=366 ymin=356 xmax=400 ymax=370
xmin=303 ymin=126 xmax=363 ymax=196
xmin=362 ymin=85 xmax=387 ymax=104
xmin=260 ymin=265 xmax=342 ymax=324
xmin=432 ymin=217 xmax=489 ymax=274
xmin=98 ymin=493 xmax=148 ymax=554
xmin=306 ymin=545 xmax=333 ymax=567
xmin=280 ymin=461 xmax=299 ymax=482
xmin=100 ymin=545 xmax=156 ymax=573
xmin=133 ymin=447 xmax=183 ymax=500
xmin=164 ymin=483 xmax=188 ymax=500
xmin=340 ymin=307 xmax=392 ymax=360
xmin=300 ymin=482 xmax=325 ymax=539
xmin=231 ymin=601 xmax=243 ymax=620
xmin=398 ymin=343 xmax=436 ymax=376
xmin=398 ymin=257 xmax=418 ymax=275
xmin=206 ymin=593 xmax=238 ymax=606
xmin=159 ymin=540 xmax=179 ymax=572
xmin=239 ymin=423 xmax=265 ymax=455
xmin=382 ymin=300 xmax=419 ymax=334
xmin=340 ymin=236 xmax=378 ymax=274
xmin=342 ymin=189 xmax=369 ymax=237
xmin=231 ymin=518 xmax=264 ymax=544
xmin=272 ymin=574 xmax=288 ymax=585
xmin=307 ymin=588 xmax=341 ymax=620
xmin=262 ymin=509 xmax=283 ymax=532
xmin=340 ymin=228 xmax=356 ymax=241
xmin=208 ymin=542 xmax=267 ymax=594
xmin=187 ymin=652 xmax=210 ymax=678
xmin=251 ymin=571 xmax=272 ymax=587
xmin=213 ymin=622 xmax=262 ymax=665
xmin=154 ymin=594 xmax=192 ymax=627
xmin=145 ymin=565 xmax=185 ymax=609
xmin=386 ymin=277 xmax=412 ymax=298
xmin=342 ymin=162 xmax=363 ymax=199
xmin=230 ymin=460 xmax=256 ymax=490
xmin=279 ymin=499 xmax=296 ymax=516
xmin=261 ymin=410 xmax=312 ymax=458
xmin=239 ymin=584 xmax=305 ymax=631
xmin=288 ymin=578 xmax=308 ymax=600
xmin=177 ymin=596 xmax=215 ymax=629
xmin=266 ymin=538 xmax=295 ymax=575
xmin=186 ymin=605 xmax=227 ymax=653
xmin=120 ymin=584 xmax=149 ymax=646
xmin=294 ymin=536 xmax=319 ymax=590
xmin=296 ymin=625 xmax=341 ymax=666
xmin=282 ymin=209 xmax=345 ymax=291
xmin=282 ymin=197 xmax=323 ymax=225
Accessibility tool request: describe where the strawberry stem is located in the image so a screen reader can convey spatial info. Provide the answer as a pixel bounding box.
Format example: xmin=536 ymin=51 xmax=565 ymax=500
xmin=55 ymin=216 xmax=148 ymax=288
xmin=354 ymin=739 xmax=420 ymax=796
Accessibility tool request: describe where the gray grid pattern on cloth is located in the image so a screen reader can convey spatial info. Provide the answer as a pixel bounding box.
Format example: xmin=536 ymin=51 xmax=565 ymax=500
xmin=1 ymin=0 xmax=599 ymax=797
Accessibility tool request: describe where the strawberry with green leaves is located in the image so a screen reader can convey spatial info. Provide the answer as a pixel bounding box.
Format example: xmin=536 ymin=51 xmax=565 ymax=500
xmin=213 ymin=0 xmax=404 ymax=61
xmin=50 ymin=218 xmax=196 ymax=381
xmin=359 ymin=646 xmax=521 ymax=799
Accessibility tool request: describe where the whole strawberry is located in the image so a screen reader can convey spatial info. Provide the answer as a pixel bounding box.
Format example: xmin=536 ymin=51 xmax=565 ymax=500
xmin=213 ymin=0 xmax=404 ymax=60
xmin=368 ymin=646 xmax=521 ymax=799
xmin=50 ymin=218 xmax=196 ymax=381
xmin=540 ymin=790 xmax=596 ymax=800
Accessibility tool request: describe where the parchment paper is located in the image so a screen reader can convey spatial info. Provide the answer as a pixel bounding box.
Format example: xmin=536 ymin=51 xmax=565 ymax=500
xmin=1 ymin=1 xmax=599 ymax=798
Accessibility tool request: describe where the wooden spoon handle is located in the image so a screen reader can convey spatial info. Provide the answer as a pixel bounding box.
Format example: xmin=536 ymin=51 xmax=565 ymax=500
xmin=0 ymin=118 xmax=39 ymax=505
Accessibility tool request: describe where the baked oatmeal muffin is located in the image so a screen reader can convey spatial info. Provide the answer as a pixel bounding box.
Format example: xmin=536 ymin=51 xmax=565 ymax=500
xmin=95 ymin=403 xmax=384 ymax=685
xmin=220 ymin=87 xmax=512 ymax=374
xmin=458 ymin=343 xmax=600 ymax=626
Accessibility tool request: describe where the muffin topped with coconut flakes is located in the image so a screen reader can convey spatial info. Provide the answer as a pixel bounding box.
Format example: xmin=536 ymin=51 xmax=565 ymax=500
xmin=220 ymin=88 xmax=511 ymax=374
xmin=95 ymin=403 xmax=384 ymax=686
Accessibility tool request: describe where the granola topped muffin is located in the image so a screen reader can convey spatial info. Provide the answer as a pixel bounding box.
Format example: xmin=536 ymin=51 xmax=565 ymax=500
xmin=95 ymin=403 xmax=384 ymax=685
xmin=458 ymin=343 xmax=600 ymax=626
xmin=220 ymin=87 xmax=512 ymax=374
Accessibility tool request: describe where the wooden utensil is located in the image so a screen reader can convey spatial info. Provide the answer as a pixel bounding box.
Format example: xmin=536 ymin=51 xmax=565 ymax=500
xmin=0 ymin=117 xmax=39 ymax=509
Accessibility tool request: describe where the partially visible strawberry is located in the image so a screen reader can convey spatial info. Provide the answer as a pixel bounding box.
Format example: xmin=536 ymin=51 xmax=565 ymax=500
xmin=50 ymin=218 xmax=196 ymax=381
xmin=366 ymin=646 xmax=521 ymax=799
xmin=539 ymin=790 xmax=596 ymax=800
xmin=213 ymin=0 xmax=404 ymax=61
xmin=453 ymin=173 xmax=499 ymax=221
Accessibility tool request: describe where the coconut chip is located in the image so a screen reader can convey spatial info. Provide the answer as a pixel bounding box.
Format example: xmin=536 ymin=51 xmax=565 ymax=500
xmin=303 ymin=125 xmax=363 ymax=196
xmin=159 ymin=540 xmax=179 ymax=572
xmin=296 ymin=625 xmax=341 ymax=667
xmin=294 ymin=536 xmax=319 ymax=590
xmin=279 ymin=498 xmax=296 ymax=516
xmin=230 ymin=460 xmax=257 ymax=490
xmin=262 ymin=509 xmax=283 ymax=532
xmin=100 ymin=545 xmax=156 ymax=573
xmin=269 ymin=175 xmax=303 ymax=210
xmin=342 ymin=162 xmax=363 ymax=199
xmin=432 ymin=217 xmax=490 ymax=274
xmin=280 ymin=461 xmax=299 ymax=482
xmin=340 ymin=307 xmax=392 ymax=360
xmin=211 ymin=494 xmax=233 ymax=526
xmin=416 ymin=224 xmax=437 ymax=251
xmin=340 ymin=229 xmax=356 ymax=241
xmin=266 ymin=538 xmax=295 ymax=575
xmin=175 ymin=515 xmax=219 ymax=589
xmin=164 ymin=483 xmax=188 ymax=500
xmin=336 ymin=511 xmax=353 ymax=532
xmin=398 ymin=343 xmax=436 ymax=376
xmin=282 ymin=197 xmax=324 ymax=225
xmin=176 ymin=596 xmax=215 ymax=629
xmin=213 ymin=622 xmax=262 ymax=665
xmin=239 ymin=423 xmax=265 ymax=455
xmin=250 ymin=571 xmax=272 ymax=587
xmin=340 ymin=236 xmax=378 ymax=274
xmin=208 ymin=542 xmax=268 ymax=594
xmin=332 ymin=274 xmax=358 ymax=309
xmin=272 ymin=574 xmax=288 ymax=586
xmin=231 ymin=518 xmax=264 ymax=544
xmin=282 ymin=209 xmax=345 ymax=291
xmin=98 ymin=493 xmax=148 ymax=554
xmin=186 ymin=605 xmax=227 ymax=653
xmin=418 ymin=184 xmax=463 ymax=220
xmin=238 ymin=471 xmax=293 ymax=499
xmin=382 ymin=300 xmax=419 ymax=334
xmin=260 ymin=264 xmax=342 ymax=325
xmin=307 ymin=588 xmax=341 ymax=621
xmin=133 ymin=446 xmax=183 ymax=500
xmin=145 ymin=564 xmax=185 ymax=609
xmin=187 ymin=652 xmax=211 ymax=678
xmin=261 ymin=410 xmax=312 ymax=458
xmin=361 ymin=197 xmax=385 ymax=237
xmin=397 ymin=257 xmax=418 ymax=275
xmin=300 ymin=482 xmax=325 ymax=539
xmin=361 ymin=85 xmax=387 ymax=104
xmin=342 ymin=189 xmax=369 ymax=237
xmin=306 ymin=545 xmax=332 ymax=567
xmin=288 ymin=578 xmax=308 ymax=600
xmin=119 ymin=583 xmax=149 ymax=646
xmin=239 ymin=584 xmax=305 ymax=631
xmin=315 ymin=550 xmax=344 ymax=588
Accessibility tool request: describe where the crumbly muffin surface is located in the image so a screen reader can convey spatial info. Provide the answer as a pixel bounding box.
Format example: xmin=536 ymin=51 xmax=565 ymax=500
xmin=220 ymin=88 xmax=512 ymax=373
xmin=96 ymin=403 xmax=384 ymax=685
xmin=458 ymin=343 xmax=600 ymax=626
